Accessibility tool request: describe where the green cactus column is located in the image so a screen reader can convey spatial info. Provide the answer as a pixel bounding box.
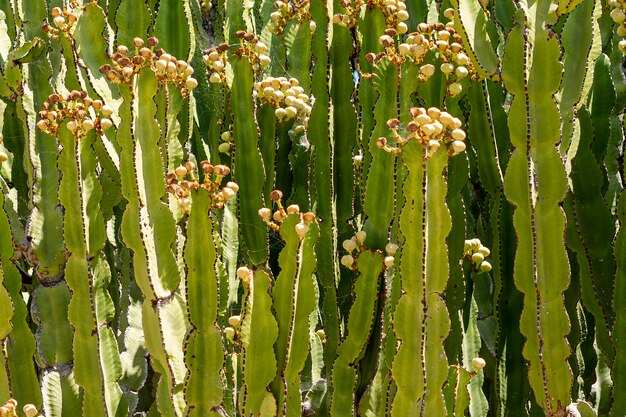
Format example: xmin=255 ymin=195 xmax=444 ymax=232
xmin=501 ymin=6 xmax=572 ymax=415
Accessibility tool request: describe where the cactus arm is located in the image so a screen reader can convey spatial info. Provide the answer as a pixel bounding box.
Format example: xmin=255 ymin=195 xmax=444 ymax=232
xmin=566 ymin=108 xmax=615 ymax=364
xmin=0 ymin=181 xmax=42 ymax=409
xmin=355 ymin=8 xmax=384 ymax=185
xmin=559 ymin=0 xmax=601 ymax=155
xmin=307 ymin=3 xmax=341 ymax=412
xmin=613 ymin=192 xmax=626 ymax=416
xmin=133 ymin=69 xmax=181 ymax=292
xmin=391 ymin=141 xmax=426 ymax=417
xmin=362 ymin=59 xmax=398 ymax=249
xmin=114 ymin=0 xmax=152 ymax=49
xmin=74 ymin=4 xmax=122 ymax=118
xmin=230 ymin=56 xmax=268 ymax=265
xmin=462 ymin=286 xmax=488 ymax=417
xmin=501 ymin=9 xmax=572 ymax=414
xmin=133 ymin=68 xmax=188 ymax=416
xmin=330 ymin=250 xmax=383 ymax=416
xmin=41 ymin=368 xmax=82 ymax=417
xmin=422 ymin=149 xmax=452 ymax=414
xmin=153 ymin=0 xmax=191 ymax=60
xmin=467 ymin=82 xmax=502 ymax=195
xmin=589 ymin=55 xmax=615 ymax=164
xmin=19 ymin=1 xmax=65 ymax=278
xmin=183 ymin=190 xmax=223 ymax=416
xmin=258 ymin=104 xmax=277 ymax=201
xmin=57 ymin=122 xmax=126 ymax=417
xmin=450 ymin=0 xmax=499 ymax=79
xmin=330 ymin=4 xmax=357 ymax=242
xmin=117 ymin=69 xmax=186 ymax=416
xmin=270 ymin=214 xmax=318 ymax=415
xmin=240 ymin=270 xmax=279 ymax=415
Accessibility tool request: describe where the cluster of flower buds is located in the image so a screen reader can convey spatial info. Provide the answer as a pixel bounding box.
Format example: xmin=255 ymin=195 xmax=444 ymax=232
xmin=463 ymin=238 xmax=492 ymax=274
xmin=332 ymin=0 xmax=361 ymax=28
xmin=258 ymin=190 xmax=316 ymax=239
xmin=366 ymin=17 xmax=474 ymax=95
xmin=0 ymin=134 xmax=7 ymax=163
xmin=377 ymin=107 xmax=467 ymax=158
xmin=233 ymin=31 xmax=272 ymax=73
xmin=42 ymin=6 xmax=77 ymax=40
xmin=610 ymin=0 xmax=626 ymax=54
xmin=340 ymin=230 xmax=398 ymax=271
xmin=0 ymin=399 xmax=39 ymax=417
xmin=203 ymin=43 xmax=231 ymax=84
xmin=333 ymin=0 xmax=419 ymax=33
xmin=269 ymin=0 xmax=315 ymax=35
xmin=218 ymin=131 xmax=233 ymax=154
xmin=99 ymin=37 xmax=198 ymax=97
xmin=223 ymin=314 xmax=242 ymax=343
xmin=165 ymin=161 xmax=237 ymax=213
xmin=36 ymin=90 xmax=114 ymax=138
xmin=376 ymin=0 xmax=410 ymax=33
xmin=253 ymin=76 xmax=312 ymax=128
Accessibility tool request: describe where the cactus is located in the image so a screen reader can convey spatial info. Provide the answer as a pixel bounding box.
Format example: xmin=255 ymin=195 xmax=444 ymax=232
xmin=0 ymin=0 xmax=625 ymax=416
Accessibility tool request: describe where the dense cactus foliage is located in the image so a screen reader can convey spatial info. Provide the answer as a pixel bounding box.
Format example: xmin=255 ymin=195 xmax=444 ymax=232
xmin=0 ymin=0 xmax=624 ymax=416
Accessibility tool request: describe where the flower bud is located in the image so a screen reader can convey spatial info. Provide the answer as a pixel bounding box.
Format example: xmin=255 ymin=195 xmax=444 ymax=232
xmin=228 ymin=315 xmax=241 ymax=327
xmin=419 ymin=64 xmax=435 ymax=77
xmin=471 ymin=252 xmax=484 ymax=265
xmin=237 ymin=266 xmax=251 ymax=278
xmin=185 ymin=78 xmax=198 ymax=89
xmin=440 ymin=63 xmax=454 ymax=74
xmin=448 ymin=82 xmax=463 ymax=96
xmin=258 ymin=207 xmax=272 ymax=220
xmin=23 ymin=404 xmax=38 ymax=417
xmin=295 ymin=222 xmax=309 ymax=237
xmin=316 ymin=329 xmax=326 ymax=340
xmin=396 ymin=22 xmax=408 ymax=34
xmin=82 ymin=119 xmax=94 ymax=131
xmin=259 ymin=54 xmax=271 ymax=67
xmin=275 ymin=108 xmax=287 ymax=119
xmin=355 ymin=230 xmax=367 ymax=243
xmin=218 ymin=142 xmax=231 ymax=153
xmin=341 ymin=254 xmax=354 ymax=268
xmin=384 ymin=256 xmax=395 ymax=267
xmin=0 ymin=151 xmax=7 ymax=163
xmin=478 ymin=246 xmax=490 ymax=257
xmin=343 ymin=239 xmax=357 ymax=252
xmin=224 ymin=327 xmax=236 ymax=340
xmin=222 ymin=187 xmax=236 ymax=200
xmin=100 ymin=105 xmax=114 ymax=116
xmin=53 ymin=16 xmax=66 ymax=27
xmin=451 ymin=128 xmax=466 ymax=141
xmin=451 ymin=140 xmax=466 ymax=154
xmin=480 ymin=261 xmax=492 ymax=273
xmin=415 ymin=113 xmax=431 ymax=125
xmin=385 ymin=242 xmax=399 ymax=255
xmin=224 ymin=182 xmax=238 ymax=193
xmin=175 ymin=165 xmax=188 ymax=177
xmin=209 ymin=72 xmax=222 ymax=83
xmin=66 ymin=120 xmax=77 ymax=132
xmin=611 ymin=8 xmax=626 ymax=23
xmin=287 ymin=204 xmax=300 ymax=214
xmin=455 ymin=53 xmax=469 ymax=66
xmin=455 ymin=66 xmax=469 ymax=79
xmin=472 ymin=357 xmax=486 ymax=370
